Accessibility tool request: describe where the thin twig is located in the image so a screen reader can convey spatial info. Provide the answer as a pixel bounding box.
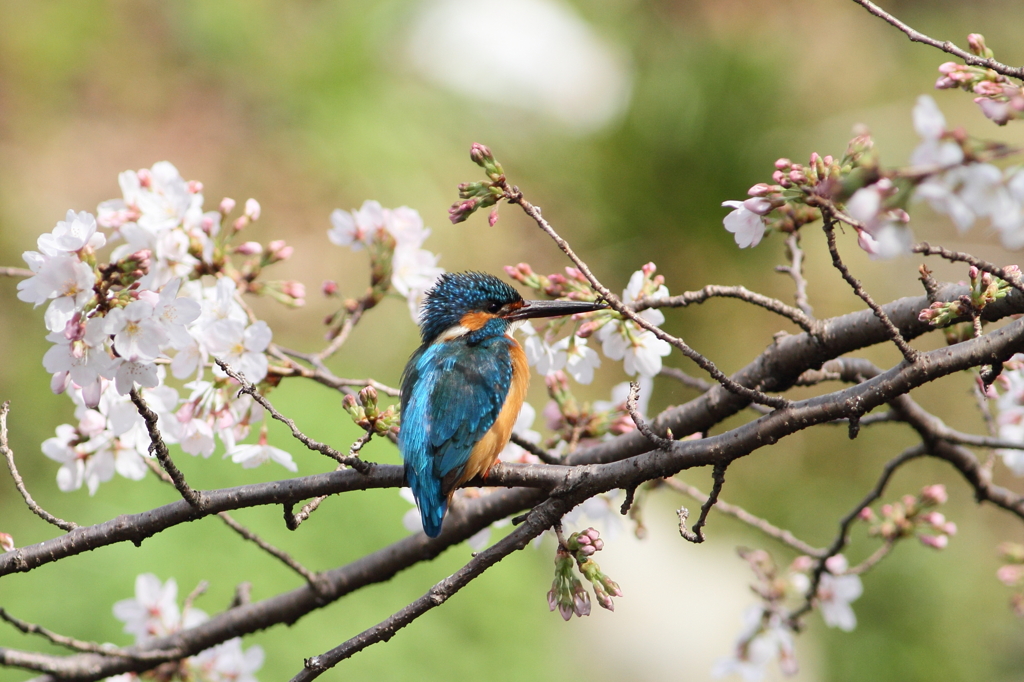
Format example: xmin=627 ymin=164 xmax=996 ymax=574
xmin=509 ymin=433 xmax=561 ymax=464
xmin=679 ymin=463 xmax=726 ymax=543
xmin=847 ymin=540 xmax=896 ymax=575
xmin=269 ymin=348 xmax=400 ymax=398
xmin=776 ymin=232 xmax=814 ymax=317
xmin=625 ymin=382 xmax=674 ymax=450
xmin=0 ymin=267 xmax=33 ymax=278
xmin=822 ymin=216 xmax=918 ymax=363
xmin=661 ymin=477 xmax=823 ymax=556
xmin=215 ymin=359 xmax=373 ymax=473
xmin=850 ymin=0 xmax=1024 ymax=80
xmin=216 ymin=512 xmax=323 ymax=587
xmin=0 ymin=401 xmax=77 ymax=531
xmin=315 ymin=303 xmax=366 ymax=363
xmin=285 ymin=432 xmax=374 ymax=530
xmin=505 ymin=187 xmax=789 ymax=410
xmin=789 ymin=443 xmax=927 ymax=624
xmin=658 ymin=367 xmax=713 ymax=392
xmin=0 ymin=608 xmax=177 ymax=660
xmin=637 ymin=285 xmax=815 ymax=332
xmin=290 ymin=497 xmax=567 ymax=682
xmin=129 ymin=389 xmax=204 ymax=509
xmin=913 ymin=242 xmax=1024 ymax=296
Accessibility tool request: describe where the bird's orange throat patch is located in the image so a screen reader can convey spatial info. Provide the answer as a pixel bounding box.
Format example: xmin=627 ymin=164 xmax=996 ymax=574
xmin=459 ymin=310 xmax=496 ymax=331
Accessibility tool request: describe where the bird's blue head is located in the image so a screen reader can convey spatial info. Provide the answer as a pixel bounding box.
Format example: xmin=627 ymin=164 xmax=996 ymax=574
xmin=417 ymin=271 xmax=607 ymax=345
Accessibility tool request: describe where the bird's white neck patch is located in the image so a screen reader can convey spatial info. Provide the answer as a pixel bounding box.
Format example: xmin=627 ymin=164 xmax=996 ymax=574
xmin=436 ymin=324 xmax=471 ymax=342
xmin=505 ymin=319 xmax=525 ymax=336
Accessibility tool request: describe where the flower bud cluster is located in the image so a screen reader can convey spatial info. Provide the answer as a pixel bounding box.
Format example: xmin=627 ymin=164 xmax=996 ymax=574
xmin=860 ymin=484 xmax=957 ymax=549
xmin=997 ymin=542 xmax=1024 ymax=616
xmin=547 ymin=528 xmax=622 ymax=620
xmin=504 ymin=263 xmax=603 ymax=305
xmin=993 ymin=541 xmax=1024 ymax=616
xmin=342 ymin=386 xmax=399 ymax=438
xmin=919 ymin=265 xmax=1019 ymax=327
xmin=934 ymin=35 xmax=1024 ymax=125
xmin=721 ymin=133 xmax=900 ymax=253
xmin=449 ymin=144 xmax=506 ymax=224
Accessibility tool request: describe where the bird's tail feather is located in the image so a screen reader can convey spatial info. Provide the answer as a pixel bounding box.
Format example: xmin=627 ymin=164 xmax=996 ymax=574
xmin=407 ymin=467 xmax=447 ymax=538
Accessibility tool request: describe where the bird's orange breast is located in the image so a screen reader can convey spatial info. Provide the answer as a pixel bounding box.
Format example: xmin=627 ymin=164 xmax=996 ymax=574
xmin=455 ymin=337 xmax=529 ymax=490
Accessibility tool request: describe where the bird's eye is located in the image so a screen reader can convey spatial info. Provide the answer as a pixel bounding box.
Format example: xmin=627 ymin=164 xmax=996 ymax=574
xmin=486 ymin=301 xmax=502 ymax=313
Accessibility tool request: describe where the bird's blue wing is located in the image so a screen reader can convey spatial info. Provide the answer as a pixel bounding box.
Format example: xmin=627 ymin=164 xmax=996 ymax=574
xmin=399 ymin=338 xmax=512 ymax=536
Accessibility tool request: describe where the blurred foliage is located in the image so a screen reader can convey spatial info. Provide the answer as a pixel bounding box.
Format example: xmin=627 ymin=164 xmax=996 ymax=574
xmin=3 ymin=1 xmax=1024 ymax=681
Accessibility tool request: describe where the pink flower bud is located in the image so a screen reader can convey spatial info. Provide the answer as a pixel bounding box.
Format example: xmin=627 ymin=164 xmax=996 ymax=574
xmin=772 ymin=170 xmax=787 ymax=185
xmin=576 ymin=534 xmax=592 ymax=545
xmin=997 ymin=564 xmax=1024 ymax=586
xmin=220 ymin=197 xmax=236 ymax=214
xmin=579 ymin=544 xmax=596 ymax=556
xmin=919 ymin=511 xmax=945 ymax=526
xmin=575 ymin=320 xmax=601 ymax=338
xmin=920 ymin=484 xmax=948 ymax=505
xmin=188 ymin=180 xmax=203 ymax=194
xmin=789 ymin=169 xmax=807 ymax=184
xmin=790 ymin=555 xmax=813 ymax=572
xmin=974 ymin=81 xmax=1004 ymax=96
xmin=137 ymin=168 xmax=152 ymax=188
xmin=824 ymin=554 xmax=848 ymax=574
xmin=748 ymin=183 xmax=772 ymax=197
xmin=935 ymin=76 xmax=957 ymax=89
xmin=0 ymin=532 xmax=13 ymax=553
xmin=233 ymin=216 xmax=248 ymax=231
xmin=941 ymin=522 xmax=957 ymax=536
xmin=283 ymin=281 xmax=306 ymax=299
xmin=245 ymin=198 xmax=261 ymax=220
xmin=919 ymin=534 xmax=948 ymax=550
xmin=235 ymin=241 xmax=263 ymax=256
xmin=592 ymin=538 xmax=604 ymax=551
xmin=50 ymin=371 xmax=71 ymax=395
xmin=775 ymin=158 xmax=792 ymax=170
xmin=743 ymin=197 xmax=773 ymax=216
xmin=967 ymin=33 xmax=987 ymax=55
xmin=322 ymin=280 xmax=339 ymax=296
xmin=488 ymin=207 xmax=499 ymax=227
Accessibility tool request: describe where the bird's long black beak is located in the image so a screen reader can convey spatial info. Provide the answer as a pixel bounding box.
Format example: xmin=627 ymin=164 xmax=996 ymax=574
xmin=506 ymin=299 xmax=607 ymax=321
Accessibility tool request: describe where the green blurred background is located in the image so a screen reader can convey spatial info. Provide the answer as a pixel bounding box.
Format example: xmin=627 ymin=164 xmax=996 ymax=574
xmin=2 ymin=0 xmax=1024 ymax=680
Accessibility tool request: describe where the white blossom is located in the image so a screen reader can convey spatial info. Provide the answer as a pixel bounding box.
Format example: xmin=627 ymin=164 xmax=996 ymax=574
xmin=712 ymin=607 xmax=798 ymax=681
xmin=206 ymin=319 xmax=272 ymax=383
xmin=17 ymin=253 xmax=96 ymax=332
xmin=188 ymin=637 xmax=264 ymax=682
xmin=551 ymin=335 xmax=601 ymax=384
xmin=105 ymin=300 xmax=167 ymax=362
xmin=227 ymin=437 xmax=297 ymax=472
xmin=722 ymin=200 xmax=766 ymax=248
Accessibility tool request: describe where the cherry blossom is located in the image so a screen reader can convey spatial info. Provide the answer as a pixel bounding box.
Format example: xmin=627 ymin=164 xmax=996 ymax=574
xmin=206 ymin=319 xmax=272 ymax=384
xmin=188 ymin=636 xmax=265 ymax=682
xmin=722 ymin=200 xmax=767 ymax=248
xmin=17 ymin=253 xmax=97 ymax=332
xmin=712 ymin=607 xmax=798 ymax=681
xmin=551 ymin=335 xmax=601 ymax=384
xmin=802 ymin=555 xmax=863 ymax=631
xmin=909 ymin=95 xmax=964 ymax=168
xmin=228 ymin=430 xmax=298 ymax=472
xmin=105 ymin=300 xmax=168 ymax=362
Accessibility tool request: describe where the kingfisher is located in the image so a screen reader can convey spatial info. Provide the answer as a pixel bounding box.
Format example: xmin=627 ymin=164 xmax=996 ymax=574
xmin=399 ymin=271 xmax=605 ymax=537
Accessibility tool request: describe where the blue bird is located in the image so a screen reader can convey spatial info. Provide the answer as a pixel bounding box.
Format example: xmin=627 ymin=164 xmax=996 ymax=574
xmin=399 ymin=272 xmax=605 ymax=537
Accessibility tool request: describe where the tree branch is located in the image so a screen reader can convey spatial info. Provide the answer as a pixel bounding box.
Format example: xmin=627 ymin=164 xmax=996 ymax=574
xmin=851 ymin=0 xmax=1024 ymax=80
